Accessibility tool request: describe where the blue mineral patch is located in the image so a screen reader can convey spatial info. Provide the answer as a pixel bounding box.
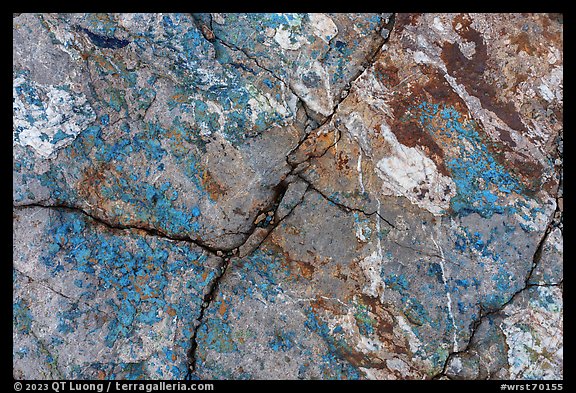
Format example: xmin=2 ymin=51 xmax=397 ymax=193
xmin=13 ymin=298 xmax=34 ymax=335
xmin=19 ymin=209 xmax=211 ymax=378
xmin=17 ymin=115 xmax=216 ymax=238
xmin=196 ymin=317 xmax=238 ymax=354
xmin=427 ymin=263 xmax=444 ymax=284
xmin=353 ymin=303 xmax=375 ymax=336
xmin=268 ymin=330 xmax=296 ymax=352
xmin=84 ymin=13 xmax=118 ymax=38
xmin=14 ymin=73 xmax=45 ymax=109
xmin=413 ymin=103 xmax=525 ymax=218
xmin=57 ymin=304 xmax=83 ymax=334
xmin=233 ymin=249 xmax=291 ymax=302
xmin=303 ymin=307 xmax=362 ymax=379
xmin=384 ymin=273 xmax=410 ymax=292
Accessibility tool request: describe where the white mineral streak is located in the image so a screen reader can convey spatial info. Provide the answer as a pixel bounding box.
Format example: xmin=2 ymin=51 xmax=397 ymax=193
xmin=339 ymin=93 xmax=455 ymax=216
xmin=278 ymin=291 xmax=349 ymax=310
xmin=359 ymin=199 xmax=386 ymax=298
xmin=538 ymin=83 xmax=555 ymax=103
xmin=199 ymin=100 xmax=225 ymax=136
xmin=40 ymin=19 xmax=86 ymax=62
xmin=356 ymin=335 xmax=383 ymax=353
xmin=440 ymin=54 xmax=552 ymax=171
xmin=442 ymin=72 xmax=523 ymax=140
xmin=354 ymin=220 xmax=369 ymax=243
xmin=345 ymin=113 xmax=373 ymax=156
xmin=432 ymin=17 xmax=445 ymax=32
xmin=333 ymin=126 xmax=339 ymax=151
xmin=13 ymin=76 xmax=96 ymax=159
xmin=274 ymin=26 xmax=305 ymax=51
xmin=432 ymin=236 xmax=458 ymax=352
xmin=458 ymin=40 xmax=477 ymax=60
xmin=500 ymin=286 xmax=563 ymax=379
xmin=538 ymin=66 xmax=563 ymax=103
xmin=386 ymin=357 xmax=413 ymax=377
xmin=412 ymin=34 xmax=552 ymax=170
xmin=412 ymin=35 xmax=521 ymax=144
xmin=370 ymin=119 xmax=455 ymax=215
xmin=376 ymin=198 xmax=384 ymax=262
xmin=211 ymin=13 xmax=225 ymax=25
xmin=357 ymin=151 xmax=365 ymax=194
xmin=324 ymin=304 xmax=387 ymax=362
xmin=359 ymin=251 xmax=385 ymax=298
xmin=449 ymin=357 xmax=463 ymax=373
xmin=308 ymin=13 xmax=338 ymax=44
xmin=548 ymin=227 xmax=563 ymax=253
xmin=412 ymin=50 xmax=434 ymax=66
xmin=396 ymin=314 xmax=424 ymax=355
xmin=334 ymin=309 xmax=357 ymax=336
xmin=244 ymin=81 xmax=296 ymax=130
xmin=359 ymin=367 xmax=382 ymax=380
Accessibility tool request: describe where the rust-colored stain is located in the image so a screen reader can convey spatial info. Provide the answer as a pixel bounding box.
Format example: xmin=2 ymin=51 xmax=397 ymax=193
xmin=510 ymin=32 xmax=537 ymax=56
xmin=171 ymin=93 xmax=189 ymax=103
xmin=497 ymin=128 xmax=517 ymax=148
xmin=295 ymin=260 xmax=315 ymax=280
xmin=92 ymin=53 xmax=116 ymax=73
xmin=166 ymin=307 xmax=176 ymax=317
xmin=394 ymin=13 xmax=422 ymax=34
xmin=297 ymin=129 xmax=338 ymax=159
xmin=452 ymin=13 xmax=473 ymax=31
xmin=333 ymin=264 xmax=348 ymax=282
xmin=374 ymin=62 xmax=400 ymax=90
xmin=359 ymin=294 xmax=409 ymax=356
xmin=218 ymin=301 xmax=227 ymax=316
xmin=310 ymin=296 xmax=346 ymax=317
xmin=442 ymin=22 xmax=528 ymax=135
xmin=284 ymin=226 xmax=301 ymax=236
xmin=381 ymin=66 xmax=452 ymax=177
xmin=77 ymin=161 xmax=119 ymax=213
xmin=336 ymin=151 xmax=350 ymax=171
xmin=202 ymin=169 xmax=227 ymax=201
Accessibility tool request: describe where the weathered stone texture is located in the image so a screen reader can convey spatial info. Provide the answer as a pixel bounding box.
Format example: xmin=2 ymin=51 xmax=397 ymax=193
xmin=14 ymin=13 xmax=562 ymax=380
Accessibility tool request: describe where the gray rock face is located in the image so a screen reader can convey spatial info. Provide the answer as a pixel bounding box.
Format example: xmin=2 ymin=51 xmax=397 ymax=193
xmin=14 ymin=13 xmax=562 ymax=380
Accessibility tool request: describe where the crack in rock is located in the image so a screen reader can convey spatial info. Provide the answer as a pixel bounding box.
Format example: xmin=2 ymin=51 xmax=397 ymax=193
xmin=179 ymin=16 xmax=397 ymax=377
xmin=13 ymin=203 xmax=223 ymax=257
xmin=13 ymin=13 xmax=562 ymax=381
xmin=185 ymin=255 xmax=232 ymax=377
xmin=432 ymin=190 xmax=563 ymax=380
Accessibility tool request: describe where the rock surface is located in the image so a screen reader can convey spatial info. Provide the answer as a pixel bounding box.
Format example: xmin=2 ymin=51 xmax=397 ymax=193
xmin=13 ymin=13 xmax=562 ymax=380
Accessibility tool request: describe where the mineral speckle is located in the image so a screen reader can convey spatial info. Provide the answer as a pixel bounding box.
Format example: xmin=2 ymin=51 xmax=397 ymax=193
xmin=13 ymin=13 xmax=562 ymax=380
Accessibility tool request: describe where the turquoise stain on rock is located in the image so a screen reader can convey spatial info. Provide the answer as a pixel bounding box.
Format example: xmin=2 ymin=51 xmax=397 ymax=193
xmin=196 ymin=318 xmax=238 ymax=354
xmin=384 ymin=273 xmax=410 ymax=292
xmin=238 ymin=250 xmax=291 ymax=302
xmin=353 ymin=303 xmax=375 ymax=336
xmin=13 ymin=299 xmax=34 ymax=335
xmin=268 ymin=330 xmax=296 ymax=352
xmin=414 ymin=103 xmax=524 ymax=218
xmin=303 ymin=308 xmax=362 ymax=379
xmin=19 ymin=208 xmax=212 ymax=378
